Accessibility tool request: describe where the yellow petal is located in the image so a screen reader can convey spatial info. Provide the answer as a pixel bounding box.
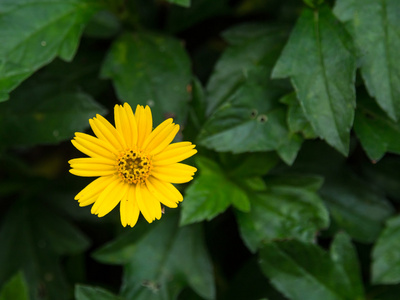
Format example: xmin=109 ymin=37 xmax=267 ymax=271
xmin=70 ymin=163 xmax=115 ymax=173
xmin=153 ymin=142 xmax=197 ymax=165
xmin=135 ymin=105 xmax=152 ymax=148
xmin=90 ymin=179 xmax=120 ymax=214
xmin=148 ymin=176 xmax=183 ymax=203
xmin=151 ymin=163 xmax=196 ymax=183
xmin=151 ymin=172 xmax=193 ymax=184
xmin=119 ymin=187 xmax=130 ymax=227
xmin=141 ymin=184 xmax=162 ymax=220
xmin=149 ymin=124 xmax=180 ymax=156
xmin=69 ymin=157 xmax=115 ymax=166
xmin=92 ymin=180 xmax=128 ymax=217
xmin=75 ymin=175 xmax=115 ymax=200
xmin=124 ymin=103 xmax=138 ymax=146
xmin=115 ymin=103 xmax=138 ymax=149
xmin=72 ymin=134 xmax=117 ymax=159
xmin=145 ymin=179 xmax=178 ymax=208
xmin=79 ymin=195 xmax=97 ymax=207
xmin=142 ymin=118 xmax=173 ymax=150
xmin=89 ymin=115 xmax=126 ymax=152
xmin=98 ymin=182 xmax=129 ymax=218
xmin=69 ymin=169 xmax=115 ymax=177
xmin=124 ymin=186 xmax=140 ymax=227
xmin=135 ymin=184 xmax=153 ymax=223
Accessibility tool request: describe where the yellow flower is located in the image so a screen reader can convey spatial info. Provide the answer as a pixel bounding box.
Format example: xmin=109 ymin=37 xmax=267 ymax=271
xmin=69 ymin=103 xmax=197 ymax=227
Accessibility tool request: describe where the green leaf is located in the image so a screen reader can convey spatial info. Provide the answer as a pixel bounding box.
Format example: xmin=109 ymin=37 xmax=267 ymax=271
xmin=330 ymin=232 xmax=365 ymax=298
xmin=236 ymin=175 xmax=329 ymax=252
xmin=272 ymin=6 xmax=356 ymax=155
xmin=167 ymin=0 xmax=191 ymax=7
xmin=180 ymin=156 xmax=250 ymax=226
xmin=101 ymin=32 xmax=192 ymax=124
xmin=0 ymin=198 xmax=90 ymax=300
xmin=280 ymin=92 xmax=316 ymax=139
xmin=0 ymin=272 xmax=29 ymax=300
xmin=0 ymin=90 xmax=105 ymax=147
xmin=334 ymin=0 xmax=400 ymax=121
xmin=332 ymin=0 xmax=355 ymax=22
xmin=321 ymin=169 xmax=394 ymax=243
xmin=222 ymin=23 xmax=287 ymax=46
xmin=354 ymin=91 xmax=400 ymax=162
xmin=206 ymin=24 xmax=287 ymax=114
xmin=199 ymin=69 xmax=302 ymax=165
xmin=259 ymin=240 xmax=361 ymax=300
xmin=225 ymin=152 xmax=280 ymax=178
xmin=372 ymin=215 xmax=400 ymax=285
xmin=0 ymin=0 xmax=101 ymax=101
xmin=75 ymin=285 xmax=123 ymax=300
xmin=303 ymin=0 xmax=324 ymax=9
xmin=95 ymin=214 xmax=215 ymax=300
xmin=92 ymin=222 xmax=152 ymax=265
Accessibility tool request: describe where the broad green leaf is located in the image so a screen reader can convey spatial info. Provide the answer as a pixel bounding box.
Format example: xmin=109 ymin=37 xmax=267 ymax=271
xmin=0 ymin=90 xmax=105 ymax=147
xmin=236 ymin=175 xmax=329 ymax=252
xmin=0 ymin=0 xmax=101 ymax=101
xmin=95 ymin=214 xmax=215 ymax=300
xmin=92 ymin=222 xmax=152 ymax=265
xmin=330 ymin=232 xmax=364 ymax=298
xmin=332 ymin=0 xmax=355 ymax=22
xmin=222 ymin=23 xmax=287 ymax=46
xmin=0 ymin=198 xmax=90 ymax=300
xmin=303 ymin=0 xmax=324 ymax=9
xmin=354 ymin=91 xmax=400 ymax=162
xmin=372 ymin=215 xmax=400 ymax=285
xmin=259 ymin=240 xmax=361 ymax=300
xmin=167 ymin=0 xmax=191 ymax=7
xmin=198 ymin=69 xmax=302 ymax=165
xmin=101 ymin=32 xmax=192 ymax=124
xmin=0 ymin=272 xmax=28 ymax=300
xmin=334 ymin=0 xmax=400 ymax=121
xmin=224 ymin=152 xmax=280 ymax=178
xmin=75 ymin=285 xmax=123 ymax=300
xmin=272 ymin=6 xmax=356 ymax=155
xmin=0 ymin=51 xmax=106 ymax=147
xmin=321 ymin=170 xmax=394 ymax=243
xmin=180 ymin=156 xmax=250 ymax=226
xmin=34 ymin=211 xmax=91 ymax=256
xmin=206 ymin=24 xmax=288 ymax=114
xmin=280 ymin=93 xmax=316 ymax=139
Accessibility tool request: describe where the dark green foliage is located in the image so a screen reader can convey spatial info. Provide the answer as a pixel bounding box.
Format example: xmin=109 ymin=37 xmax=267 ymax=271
xmin=272 ymin=5 xmax=356 ymax=155
xmin=1 ymin=0 xmax=400 ymax=299
xmin=101 ymin=32 xmax=192 ymax=124
xmin=0 ymin=272 xmax=29 ymax=300
xmin=259 ymin=235 xmax=364 ymax=300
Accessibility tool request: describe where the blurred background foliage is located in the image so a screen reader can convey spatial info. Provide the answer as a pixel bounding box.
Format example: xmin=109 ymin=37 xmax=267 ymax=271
xmin=1 ymin=0 xmax=400 ymax=299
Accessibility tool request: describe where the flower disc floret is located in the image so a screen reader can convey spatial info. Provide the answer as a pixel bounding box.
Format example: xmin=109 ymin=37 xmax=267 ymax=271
xmin=117 ymin=149 xmax=152 ymax=184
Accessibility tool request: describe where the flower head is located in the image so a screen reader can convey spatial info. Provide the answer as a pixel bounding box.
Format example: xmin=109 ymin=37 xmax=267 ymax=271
xmin=69 ymin=103 xmax=197 ymax=227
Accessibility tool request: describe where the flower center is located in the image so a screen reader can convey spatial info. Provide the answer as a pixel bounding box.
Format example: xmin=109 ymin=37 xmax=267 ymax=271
xmin=116 ymin=149 xmax=152 ymax=184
